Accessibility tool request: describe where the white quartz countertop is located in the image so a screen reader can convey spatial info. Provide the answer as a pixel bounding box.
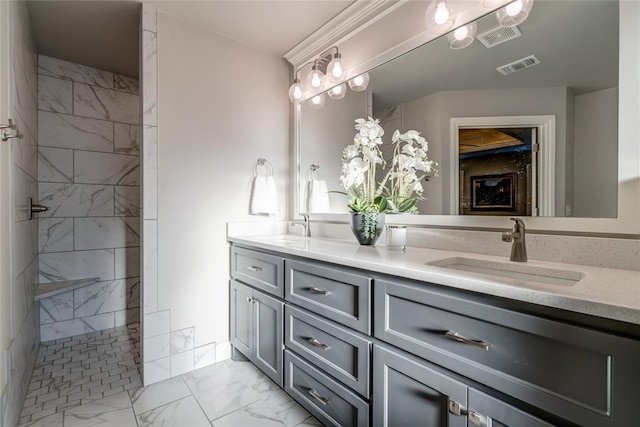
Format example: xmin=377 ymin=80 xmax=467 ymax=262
xmin=228 ymin=234 xmax=640 ymax=325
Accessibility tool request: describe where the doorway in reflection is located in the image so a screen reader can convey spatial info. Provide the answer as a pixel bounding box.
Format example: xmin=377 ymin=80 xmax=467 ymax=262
xmin=459 ymin=127 xmax=536 ymax=216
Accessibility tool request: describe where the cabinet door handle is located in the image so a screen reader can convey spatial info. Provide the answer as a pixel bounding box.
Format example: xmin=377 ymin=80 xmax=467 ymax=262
xmin=246 ymin=296 xmax=252 ymax=304
xmin=308 ymin=388 xmax=329 ymax=405
xmin=445 ymin=331 xmax=490 ymax=351
xmin=308 ymin=286 xmax=331 ymax=296
xmin=308 ymin=338 xmax=330 ymax=351
xmin=468 ymin=411 xmax=491 ymax=427
xmin=246 ymin=265 xmax=262 ymax=272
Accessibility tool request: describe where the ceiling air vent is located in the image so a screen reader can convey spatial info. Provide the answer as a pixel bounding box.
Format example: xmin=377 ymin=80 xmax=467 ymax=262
xmin=497 ymin=55 xmax=540 ymax=76
xmin=478 ymin=25 xmax=522 ymax=48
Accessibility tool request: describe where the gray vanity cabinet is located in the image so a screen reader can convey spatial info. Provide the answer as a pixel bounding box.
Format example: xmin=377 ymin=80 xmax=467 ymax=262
xmin=372 ymin=345 xmax=468 ymax=427
xmin=230 ymin=279 xmax=283 ymax=386
xmin=374 ymin=277 xmax=640 ymax=427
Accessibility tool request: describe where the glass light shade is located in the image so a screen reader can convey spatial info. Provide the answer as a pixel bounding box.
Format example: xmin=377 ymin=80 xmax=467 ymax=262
xmin=309 ymin=93 xmax=326 ymax=109
xmin=425 ymin=0 xmax=454 ymax=35
xmin=447 ymin=22 xmax=477 ymax=49
xmin=326 ymin=53 xmax=344 ymax=83
xmin=496 ymin=0 xmax=534 ymax=27
xmin=327 ymin=83 xmax=346 ymax=100
xmin=348 ymin=73 xmax=370 ymax=91
xmin=288 ymin=79 xmax=305 ymax=104
xmin=306 ymin=65 xmax=325 ymax=94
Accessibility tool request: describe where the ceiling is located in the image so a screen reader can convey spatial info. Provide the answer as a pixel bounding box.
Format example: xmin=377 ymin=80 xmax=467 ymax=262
xmin=26 ymin=0 xmax=354 ymax=77
xmin=370 ymin=0 xmax=619 ymax=111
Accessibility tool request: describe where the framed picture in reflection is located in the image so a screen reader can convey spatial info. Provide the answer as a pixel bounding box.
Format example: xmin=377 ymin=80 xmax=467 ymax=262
xmin=470 ymin=173 xmax=516 ymax=211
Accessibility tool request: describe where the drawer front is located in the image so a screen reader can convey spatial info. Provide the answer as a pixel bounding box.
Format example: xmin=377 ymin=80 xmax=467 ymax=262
xmin=284 ymin=350 xmax=369 ymax=427
xmin=374 ymin=278 xmax=640 ymax=427
xmin=231 ymin=246 xmax=283 ymax=297
xmin=285 ymin=305 xmax=371 ymax=397
xmin=285 ymin=259 xmax=371 ymax=334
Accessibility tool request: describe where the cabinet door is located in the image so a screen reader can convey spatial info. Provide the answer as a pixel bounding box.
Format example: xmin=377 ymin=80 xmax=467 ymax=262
xmin=373 ymin=345 xmax=467 ymax=427
xmin=230 ymin=280 xmax=254 ymax=357
xmin=468 ymin=388 xmax=557 ymax=427
xmin=254 ymin=291 xmax=284 ymax=386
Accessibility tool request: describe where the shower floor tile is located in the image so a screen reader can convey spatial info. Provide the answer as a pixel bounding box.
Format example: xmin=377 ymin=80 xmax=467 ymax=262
xmin=17 ymin=324 xmax=319 ymax=426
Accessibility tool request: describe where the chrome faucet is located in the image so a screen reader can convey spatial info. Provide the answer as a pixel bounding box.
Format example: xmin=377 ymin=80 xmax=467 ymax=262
xmin=502 ymin=217 xmax=527 ymax=262
xmin=291 ymin=214 xmax=311 ymax=237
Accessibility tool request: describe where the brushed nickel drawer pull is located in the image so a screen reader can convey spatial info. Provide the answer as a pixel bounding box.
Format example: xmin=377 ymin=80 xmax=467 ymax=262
xmin=445 ymin=331 xmax=490 ymax=351
xmin=309 ymin=286 xmax=331 ymax=296
xmin=246 ymin=265 xmax=262 ymax=272
xmin=308 ymin=388 xmax=329 ymax=405
xmin=308 ymin=338 xmax=331 ymax=351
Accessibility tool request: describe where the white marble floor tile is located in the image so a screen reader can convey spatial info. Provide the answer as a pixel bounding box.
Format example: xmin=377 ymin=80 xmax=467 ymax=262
xmin=136 ymin=395 xmax=209 ymax=427
xmin=212 ymin=400 xmax=287 ymax=427
xmin=183 ymin=361 xmax=261 ymax=421
xmin=129 ymin=376 xmax=191 ymax=415
xmin=241 ymin=366 xmax=311 ymax=427
xmin=63 ymin=391 xmax=137 ymax=427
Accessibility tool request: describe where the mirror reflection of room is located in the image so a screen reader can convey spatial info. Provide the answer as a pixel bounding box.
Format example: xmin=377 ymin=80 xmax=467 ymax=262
xmin=300 ymin=0 xmax=619 ymax=218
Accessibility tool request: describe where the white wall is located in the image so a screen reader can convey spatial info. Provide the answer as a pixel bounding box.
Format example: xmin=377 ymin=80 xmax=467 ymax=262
xmin=573 ymin=88 xmax=618 ymax=217
xmin=144 ymin=10 xmax=289 ymax=382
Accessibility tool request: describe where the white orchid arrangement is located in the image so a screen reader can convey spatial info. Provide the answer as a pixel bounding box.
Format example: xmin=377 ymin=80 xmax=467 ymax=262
xmin=340 ymin=117 xmax=389 ymax=213
xmin=339 ymin=117 xmax=438 ymax=214
xmin=383 ymin=129 xmax=439 ymax=213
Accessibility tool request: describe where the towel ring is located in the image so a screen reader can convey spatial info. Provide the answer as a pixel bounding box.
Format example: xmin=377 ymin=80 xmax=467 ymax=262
xmin=307 ymin=164 xmax=322 ymax=181
xmin=254 ymin=158 xmax=274 ymax=177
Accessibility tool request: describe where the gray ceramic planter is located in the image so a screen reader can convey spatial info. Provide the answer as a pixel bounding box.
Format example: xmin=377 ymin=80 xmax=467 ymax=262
xmin=349 ymin=212 xmax=386 ymax=245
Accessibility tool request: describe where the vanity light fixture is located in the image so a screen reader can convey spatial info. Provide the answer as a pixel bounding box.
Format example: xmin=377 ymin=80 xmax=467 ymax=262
xmin=348 ymin=72 xmax=370 ymax=92
xmin=288 ymin=46 xmax=348 ymax=104
xmin=327 ymin=83 xmax=347 ymax=100
xmin=309 ymin=93 xmax=326 ymax=109
xmin=447 ymin=22 xmax=478 ymax=49
xmin=496 ymin=0 xmax=534 ymax=27
xmin=425 ymin=0 xmax=455 ymax=34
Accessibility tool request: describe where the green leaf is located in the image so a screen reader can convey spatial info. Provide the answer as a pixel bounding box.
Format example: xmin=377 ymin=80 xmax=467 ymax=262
xmin=374 ymin=196 xmax=388 ymax=212
xmin=398 ymin=198 xmax=417 ymax=212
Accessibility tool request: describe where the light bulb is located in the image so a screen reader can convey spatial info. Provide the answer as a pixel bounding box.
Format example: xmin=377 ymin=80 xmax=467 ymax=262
xmin=309 ymin=93 xmax=325 ymax=109
xmin=348 ymin=72 xmax=369 ymax=91
xmin=447 ymin=22 xmax=477 ymax=49
xmin=425 ymin=0 xmax=454 ymax=34
xmin=434 ymin=2 xmax=450 ymax=25
xmin=453 ymin=26 xmax=468 ymax=40
xmin=305 ymin=64 xmax=326 ymax=94
xmin=327 ymin=83 xmax=346 ymax=100
xmin=326 ymin=53 xmax=343 ymax=83
xmin=506 ymin=0 xmax=523 ymax=16
xmin=288 ymin=79 xmax=304 ymax=104
xmin=496 ymin=0 xmax=533 ymax=27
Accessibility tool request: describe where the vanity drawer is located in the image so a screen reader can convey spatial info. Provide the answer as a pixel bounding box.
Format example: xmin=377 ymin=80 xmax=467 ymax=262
xmin=285 ymin=259 xmax=371 ymax=334
xmin=231 ymin=246 xmax=283 ymax=297
xmin=285 ymin=305 xmax=371 ymax=397
xmin=284 ymin=350 xmax=370 ymax=427
xmin=374 ymin=278 xmax=640 ymax=427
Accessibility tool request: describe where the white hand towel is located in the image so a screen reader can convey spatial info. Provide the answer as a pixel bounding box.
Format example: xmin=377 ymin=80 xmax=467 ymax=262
xmin=251 ymin=175 xmax=278 ymax=215
xmin=308 ymin=179 xmax=330 ymax=213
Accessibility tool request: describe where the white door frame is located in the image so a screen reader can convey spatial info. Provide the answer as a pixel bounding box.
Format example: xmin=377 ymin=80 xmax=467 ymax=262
xmin=450 ymin=115 xmax=556 ymax=216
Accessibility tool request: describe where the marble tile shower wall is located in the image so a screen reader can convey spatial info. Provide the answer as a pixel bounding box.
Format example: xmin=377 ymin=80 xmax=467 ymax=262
xmin=2 ymin=2 xmax=40 ymax=427
xmin=36 ymin=55 xmax=141 ymax=342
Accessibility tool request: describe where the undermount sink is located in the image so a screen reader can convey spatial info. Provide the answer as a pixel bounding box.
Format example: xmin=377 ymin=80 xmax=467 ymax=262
xmin=427 ymin=257 xmax=584 ymax=286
